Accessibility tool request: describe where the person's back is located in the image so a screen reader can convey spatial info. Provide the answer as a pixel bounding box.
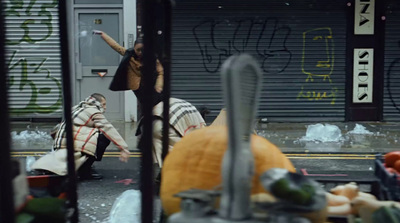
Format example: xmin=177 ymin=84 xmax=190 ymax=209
xmin=142 ymin=97 xmax=206 ymax=167
xmin=32 ymin=94 xmax=130 ymax=179
xmin=53 ymin=95 xmax=114 ymax=157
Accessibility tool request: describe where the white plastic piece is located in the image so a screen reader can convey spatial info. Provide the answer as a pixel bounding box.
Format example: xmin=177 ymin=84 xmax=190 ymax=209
xmin=109 ymin=189 xmax=161 ymax=223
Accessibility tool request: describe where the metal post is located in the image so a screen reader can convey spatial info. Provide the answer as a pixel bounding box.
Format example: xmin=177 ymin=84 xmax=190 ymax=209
xmin=58 ymin=0 xmax=79 ymax=222
xmin=141 ymin=0 xmax=158 ymax=222
xmin=0 ymin=1 xmax=15 ymax=222
xmin=161 ymin=0 xmax=174 ymax=162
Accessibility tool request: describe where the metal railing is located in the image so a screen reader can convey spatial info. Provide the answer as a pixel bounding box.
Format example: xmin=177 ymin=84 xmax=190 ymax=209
xmin=58 ymin=0 xmax=79 ymax=222
xmin=0 ymin=0 xmax=15 ymax=222
xmin=0 ymin=0 xmax=173 ymax=222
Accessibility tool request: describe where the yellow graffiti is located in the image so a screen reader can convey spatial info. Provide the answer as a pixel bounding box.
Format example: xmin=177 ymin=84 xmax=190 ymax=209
xmin=297 ymin=87 xmax=338 ymax=105
xmin=302 ymin=27 xmax=335 ymax=82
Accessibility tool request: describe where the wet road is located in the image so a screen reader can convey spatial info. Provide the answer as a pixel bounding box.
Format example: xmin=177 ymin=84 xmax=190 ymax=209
xmin=9 ymin=120 xmax=400 ymax=222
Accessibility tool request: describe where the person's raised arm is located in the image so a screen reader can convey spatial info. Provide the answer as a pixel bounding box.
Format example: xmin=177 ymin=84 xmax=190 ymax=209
xmin=155 ymin=59 xmax=164 ymax=93
xmin=93 ymin=30 xmax=127 ymax=56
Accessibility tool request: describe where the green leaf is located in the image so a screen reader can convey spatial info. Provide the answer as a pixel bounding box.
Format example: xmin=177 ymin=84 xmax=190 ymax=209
xmin=16 ymin=212 xmax=35 ymax=223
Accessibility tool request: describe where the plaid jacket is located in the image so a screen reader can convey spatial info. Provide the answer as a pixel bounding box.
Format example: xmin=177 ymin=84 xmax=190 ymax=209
xmin=152 ymin=98 xmax=206 ymax=137
xmin=53 ymin=97 xmax=128 ymax=157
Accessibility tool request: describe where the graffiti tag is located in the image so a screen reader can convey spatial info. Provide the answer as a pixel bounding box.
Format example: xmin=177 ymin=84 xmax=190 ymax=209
xmin=4 ymin=0 xmax=62 ymax=114
xmin=297 ymin=86 xmax=338 ymax=105
xmin=7 ymin=51 xmax=62 ymax=113
xmin=298 ymin=27 xmax=337 ymax=104
xmin=5 ymin=0 xmax=58 ymax=45
xmin=193 ymin=18 xmax=292 ymax=74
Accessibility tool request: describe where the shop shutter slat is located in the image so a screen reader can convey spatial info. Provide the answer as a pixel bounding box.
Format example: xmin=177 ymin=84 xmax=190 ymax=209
xmin=384 ymin=4 xmax=400 ymax=121
xmin=171 ymin=0 xmax=346 ymax=123
xmin=4 ymin=0 xmax=63 ymax=119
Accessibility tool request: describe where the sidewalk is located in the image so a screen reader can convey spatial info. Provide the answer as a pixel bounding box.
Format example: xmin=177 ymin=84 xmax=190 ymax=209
xmin=9 ymin=120 xmax=400 ymax=154
xmin=10 ymin=121 xmax=138 ymax=152
xmin=255 ymin=121 xmax=400 ymax=154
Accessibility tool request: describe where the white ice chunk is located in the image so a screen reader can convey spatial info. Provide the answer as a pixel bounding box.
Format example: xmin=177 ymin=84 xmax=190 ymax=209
xmin=347 ymin=124 xmax=373 ymax=135
xmin=25 ymin=156 xmax=36 ymax=172
xmin=300 ymin=123 xmax=343 ymax=143
xmin=11 ymin=130 xmax=52 ymax=143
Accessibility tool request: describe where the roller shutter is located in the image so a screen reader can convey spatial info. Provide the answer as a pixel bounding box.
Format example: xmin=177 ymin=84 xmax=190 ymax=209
xmin=4 ymin=0 xmax=63 ymax=119
xmin=171 ymin=0 xmax=347 ymax=123
xmin=384 ymin=2 xmax=400 ymax=121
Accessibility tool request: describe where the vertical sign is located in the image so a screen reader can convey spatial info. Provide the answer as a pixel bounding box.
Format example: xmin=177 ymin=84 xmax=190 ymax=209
xmin=128 ymin=34 xmax=134 ymax=48
xmin=353 ymin=48 xmax=374 ymax=103
xmin=354 ymin=0 xmax=375 ymax=35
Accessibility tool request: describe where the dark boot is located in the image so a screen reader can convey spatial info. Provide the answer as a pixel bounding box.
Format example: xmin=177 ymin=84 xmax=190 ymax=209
xmin=78 ymin=133 xmax=110 ymax=180
xmin=78 ymin=157 xmax=103 ymax=180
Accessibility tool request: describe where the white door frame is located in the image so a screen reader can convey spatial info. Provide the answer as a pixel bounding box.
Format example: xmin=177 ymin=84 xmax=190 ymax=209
xmin=74 ymin=9 xmax=125 ymax=120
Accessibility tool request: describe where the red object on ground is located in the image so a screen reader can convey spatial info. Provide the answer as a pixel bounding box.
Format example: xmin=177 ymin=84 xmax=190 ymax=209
xmin=394 ymin=160 xmax=400 ymax=173
xmin=384 ymin=151 xmax=400 ymax=167
xmin=115 ymin=178 xmax=136 ymax=185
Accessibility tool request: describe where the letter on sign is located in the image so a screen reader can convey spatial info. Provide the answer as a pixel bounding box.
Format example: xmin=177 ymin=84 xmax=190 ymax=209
xmin=353 ymin=48 xmax=374 ymax=103
xmin=354 ymin=0 xmax=375 ymax=35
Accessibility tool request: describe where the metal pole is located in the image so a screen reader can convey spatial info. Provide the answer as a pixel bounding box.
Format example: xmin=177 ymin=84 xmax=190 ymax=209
xmin=141 ymin=0 xmax=158 ymax=222
xmin=58 ymin=0 xmax=79 ymax=222
xmin=161 ymin=0 xmax=174 ymax=162
xmin=0 ymin=1 xmax=16 ymax=222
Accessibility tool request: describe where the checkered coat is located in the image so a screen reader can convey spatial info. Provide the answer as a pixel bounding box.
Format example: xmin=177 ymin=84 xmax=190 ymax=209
xmin=31 ymin=97 xmax=128 ymax=175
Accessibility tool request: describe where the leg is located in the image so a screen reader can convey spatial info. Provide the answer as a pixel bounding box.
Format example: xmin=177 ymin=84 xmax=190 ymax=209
xmin=78 ymin=133 xmax=110 ymax=180
xmin=95 ymin=133 xmax=111 ymax=161
xmin=152 ymin=120 xmax=183 ymax=196
xmin=77 ymin=155 xmax=98 ymax=180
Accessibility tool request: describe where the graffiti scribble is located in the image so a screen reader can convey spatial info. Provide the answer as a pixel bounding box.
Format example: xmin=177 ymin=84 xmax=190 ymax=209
xmin=5 ymin=0 xmax=58 ymax=45
xmin=193 ymin=18 xmax=292 ymax=74
xmin=302 ymin=27 xmax=335 ymax=82
xmin=7 ymin=50 xmax=62 ymax=113
xmin=297 ymin=27 xmax=337 ymax=105
xmin=297 ymin=86 xmax=338 ymax=105
xmin=4 ymin=0 xmax=62 ymax=114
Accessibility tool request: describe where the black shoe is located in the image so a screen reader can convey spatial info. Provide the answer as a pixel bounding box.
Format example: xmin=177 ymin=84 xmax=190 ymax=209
xmin=78 ymin=168 xmax=103 ymax=180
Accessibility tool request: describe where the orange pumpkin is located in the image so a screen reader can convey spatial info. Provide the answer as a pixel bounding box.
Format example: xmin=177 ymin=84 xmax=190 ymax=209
xmin=160 ymin=125 xmax=296 ymax=215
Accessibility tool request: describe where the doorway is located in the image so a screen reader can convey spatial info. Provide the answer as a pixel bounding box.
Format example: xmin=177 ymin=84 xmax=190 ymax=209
xmin=74 ymin=9 xmax=124 ymax=120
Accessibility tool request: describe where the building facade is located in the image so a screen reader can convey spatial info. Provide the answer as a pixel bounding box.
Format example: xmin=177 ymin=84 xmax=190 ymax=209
xmin=4 ymin=0 xmax=400 ymax=123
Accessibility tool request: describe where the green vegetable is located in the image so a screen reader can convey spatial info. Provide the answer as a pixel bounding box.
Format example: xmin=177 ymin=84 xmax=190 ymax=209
xmin=270 ymin=179 xmax=315 ymax=205
xmin=271 ymin=178 xmax=291 ymax=198
xmin=23 ymin=197 xmax=66 ymax=223
xmin=16 ymin=212 xmax=35 ymax=223
xmin=372 ymin=206 xmax=400 ymax=223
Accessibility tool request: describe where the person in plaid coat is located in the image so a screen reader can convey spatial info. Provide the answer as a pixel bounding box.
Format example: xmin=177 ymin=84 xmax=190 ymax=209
xmin=31 ymin=93 xmax=130 ymax=180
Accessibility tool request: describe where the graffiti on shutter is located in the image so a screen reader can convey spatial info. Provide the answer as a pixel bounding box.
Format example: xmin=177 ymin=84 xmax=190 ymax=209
xmin=5 ymin=0 xmax=62 ymax=115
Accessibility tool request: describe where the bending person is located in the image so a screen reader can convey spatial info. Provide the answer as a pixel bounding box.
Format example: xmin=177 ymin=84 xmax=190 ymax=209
xmin=31 ymin=93 xmax=130 ymax=180
xmin=136 ymin=98 xmax=206 ymax=168
xmin=93 ymin=30 xmax=205 ymax=168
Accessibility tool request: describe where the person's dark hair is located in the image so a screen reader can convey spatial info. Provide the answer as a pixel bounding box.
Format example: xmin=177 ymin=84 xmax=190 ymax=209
xmin=134 ymin=38 xmax=143 ymax=46
xmin=91 ymin=93 xmax=106 ymax=102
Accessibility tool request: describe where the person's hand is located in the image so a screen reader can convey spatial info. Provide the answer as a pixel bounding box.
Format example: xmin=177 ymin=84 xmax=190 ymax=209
xmin=92 ymin=30 xmax=103 ymax=35
xmin=119 ymin=148 xmax=130 ymax=162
